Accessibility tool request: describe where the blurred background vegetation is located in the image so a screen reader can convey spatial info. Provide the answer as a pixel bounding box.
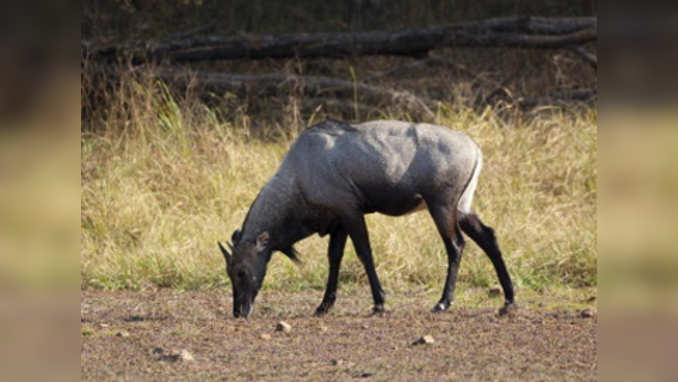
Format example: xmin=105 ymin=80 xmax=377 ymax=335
xmin=82 ymin=0 xmax=595 ymax=35
xmin=81 ymin=1 xmax=597 ymax=302
xmin=82 ymin=0 xmax=597 ymax=131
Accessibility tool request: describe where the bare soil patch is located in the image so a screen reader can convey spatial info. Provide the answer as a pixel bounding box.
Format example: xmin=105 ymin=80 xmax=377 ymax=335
xmin=81 ymin=289 xmax=596 ymax=381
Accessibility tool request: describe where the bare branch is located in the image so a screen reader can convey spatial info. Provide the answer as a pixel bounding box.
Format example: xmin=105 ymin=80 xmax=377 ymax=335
xmin=568 ymin=46 xmax=597 ymax=69
xmin=156 ymin=69 xmax=436 ymax=117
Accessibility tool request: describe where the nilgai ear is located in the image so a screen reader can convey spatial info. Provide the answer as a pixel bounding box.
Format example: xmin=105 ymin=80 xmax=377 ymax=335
xmin=231 ymin=229 xmax=241 ymax=244
xmin=218 ymin=241 xmax=231 ymax=266
xmin=255 ymin=231 xmax=270 ymax=252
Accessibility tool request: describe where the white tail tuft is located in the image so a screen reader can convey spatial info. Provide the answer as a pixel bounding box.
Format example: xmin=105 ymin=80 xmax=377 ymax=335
xmin=457 ymin=145 xmax=482 ymax=214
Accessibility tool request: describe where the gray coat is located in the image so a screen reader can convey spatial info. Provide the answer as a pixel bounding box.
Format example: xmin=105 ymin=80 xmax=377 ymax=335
xmin=221 ymin=119 xmax=514 ymax=318
xmin=239 ymin=119 xmax=481 ymax=251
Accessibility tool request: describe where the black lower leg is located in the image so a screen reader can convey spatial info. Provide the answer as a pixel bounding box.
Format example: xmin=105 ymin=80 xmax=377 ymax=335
xmin=359 ymin=252 xmax=385 ymax=312
xmin=343 ymin=215 xmax=385 ymax=313
xmin=460 ymin=213 xmax=514 ymax=305
xmin=427 ymin=203 xmax=465 ymax=313
xmin=315 ymin=229 xmax=348 ymax=316
xmin=433 ymin=226 xmax=465 ymax=312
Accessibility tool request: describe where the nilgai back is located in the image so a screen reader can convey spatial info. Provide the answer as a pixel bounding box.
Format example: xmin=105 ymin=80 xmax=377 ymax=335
xmin=219 ymin=119 xmax=515 ymax=318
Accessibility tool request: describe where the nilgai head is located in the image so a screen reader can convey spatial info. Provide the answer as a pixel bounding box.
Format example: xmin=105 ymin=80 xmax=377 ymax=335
xmin=218 ymin=230 xmax=271 ymax=318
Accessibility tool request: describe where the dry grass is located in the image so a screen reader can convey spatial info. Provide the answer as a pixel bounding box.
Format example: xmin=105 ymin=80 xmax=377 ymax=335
xmin=80 ymin=73 xmax=596 ymax=295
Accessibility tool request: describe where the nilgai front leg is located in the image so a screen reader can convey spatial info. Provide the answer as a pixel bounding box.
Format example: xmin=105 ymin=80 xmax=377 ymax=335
xmin=315 ymin=227 xmax=348 ymax=316
xmin=341 ymin=213 xmax=385 ymax=314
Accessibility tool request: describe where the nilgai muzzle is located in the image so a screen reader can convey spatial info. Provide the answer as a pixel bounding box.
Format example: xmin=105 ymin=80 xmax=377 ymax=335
xmin=218 ymin=119 xmax=514 ymax=318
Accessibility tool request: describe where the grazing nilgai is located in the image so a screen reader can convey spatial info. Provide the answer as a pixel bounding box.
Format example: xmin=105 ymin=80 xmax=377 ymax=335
xmin=218 ymin=120 xmax=514 ymax=318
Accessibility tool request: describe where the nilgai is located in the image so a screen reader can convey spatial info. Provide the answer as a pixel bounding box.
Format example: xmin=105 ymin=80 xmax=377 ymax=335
xmin=218 ymin=119 xmax=514 ymax=318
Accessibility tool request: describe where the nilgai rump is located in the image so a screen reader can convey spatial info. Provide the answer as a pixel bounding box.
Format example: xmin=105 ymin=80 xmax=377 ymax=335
xmin=218 ymin=119 xmax=515 ymax=318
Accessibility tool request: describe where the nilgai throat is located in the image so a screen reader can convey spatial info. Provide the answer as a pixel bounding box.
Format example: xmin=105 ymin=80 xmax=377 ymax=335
xmin=218 ymin=119 xmax=515 ymax=318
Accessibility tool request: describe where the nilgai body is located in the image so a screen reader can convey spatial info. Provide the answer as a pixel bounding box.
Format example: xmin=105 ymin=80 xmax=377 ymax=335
xmin=219 ymin=119 xmax=515 ymax=318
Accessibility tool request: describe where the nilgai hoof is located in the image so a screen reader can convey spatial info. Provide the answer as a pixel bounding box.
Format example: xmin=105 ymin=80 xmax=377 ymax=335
xmin=314 ymin=299 xmax=335 ymax=316
xmin=498 ymin=302 xmax=517 ymax=316
xmin=370 ymin=304 xmax=386 ymax=316
xmin=431 ymin=302 xmax=450 ymax=313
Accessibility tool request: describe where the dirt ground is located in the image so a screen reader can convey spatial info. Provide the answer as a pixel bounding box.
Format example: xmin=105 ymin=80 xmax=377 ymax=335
xmin=81 ymin=289 xmax=596 ymax=381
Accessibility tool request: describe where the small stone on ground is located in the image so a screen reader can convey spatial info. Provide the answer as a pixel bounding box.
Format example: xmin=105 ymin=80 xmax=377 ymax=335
xmin=488 ymin=286 xmax=502 ymax=297
xmin=179 ymin=349 xmax=194 ymax=361
xmin=412 ymin=335 xmax=435 ymax=345
xmin=580 ymin=307 xmax=596 ymax=318
xmin=115 ymin=330 xmax=130 ymax=337
xmin=276 ymin=321 xmax=292 ymax=333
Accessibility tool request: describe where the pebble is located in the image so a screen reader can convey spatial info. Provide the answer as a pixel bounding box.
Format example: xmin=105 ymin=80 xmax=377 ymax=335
xmin=276 ymin=321 xmax=292 ymax=333
xmin=580 ymin=307 xmax=596 ymax=318
xmin=260 ymin=333 xmax=272 ymax=340
xmin=152 ymin=347 xmax=195 ymax=362
xmin=115 ymin=330 xmax=130 ymax=338
xmin=179 ymin=349 xmax=194 ymax=362
xmin=412 ymin=335 xmax=435 ymax=345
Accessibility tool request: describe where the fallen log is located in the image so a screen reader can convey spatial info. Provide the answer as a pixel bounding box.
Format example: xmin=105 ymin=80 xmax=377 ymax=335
xmin=84 ymin=16 xmax=596 ymax=63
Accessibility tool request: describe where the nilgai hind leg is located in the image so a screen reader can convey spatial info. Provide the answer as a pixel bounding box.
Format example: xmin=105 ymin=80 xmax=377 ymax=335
xmin=427 ymin=202 xmax=466 ymax=313
xmin=459 ymin=212 xmax=515 ymax=311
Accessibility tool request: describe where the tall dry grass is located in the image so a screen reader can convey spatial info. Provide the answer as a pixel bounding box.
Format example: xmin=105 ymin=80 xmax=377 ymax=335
xmin=81 ymin=71 xmax=596 ymax=296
